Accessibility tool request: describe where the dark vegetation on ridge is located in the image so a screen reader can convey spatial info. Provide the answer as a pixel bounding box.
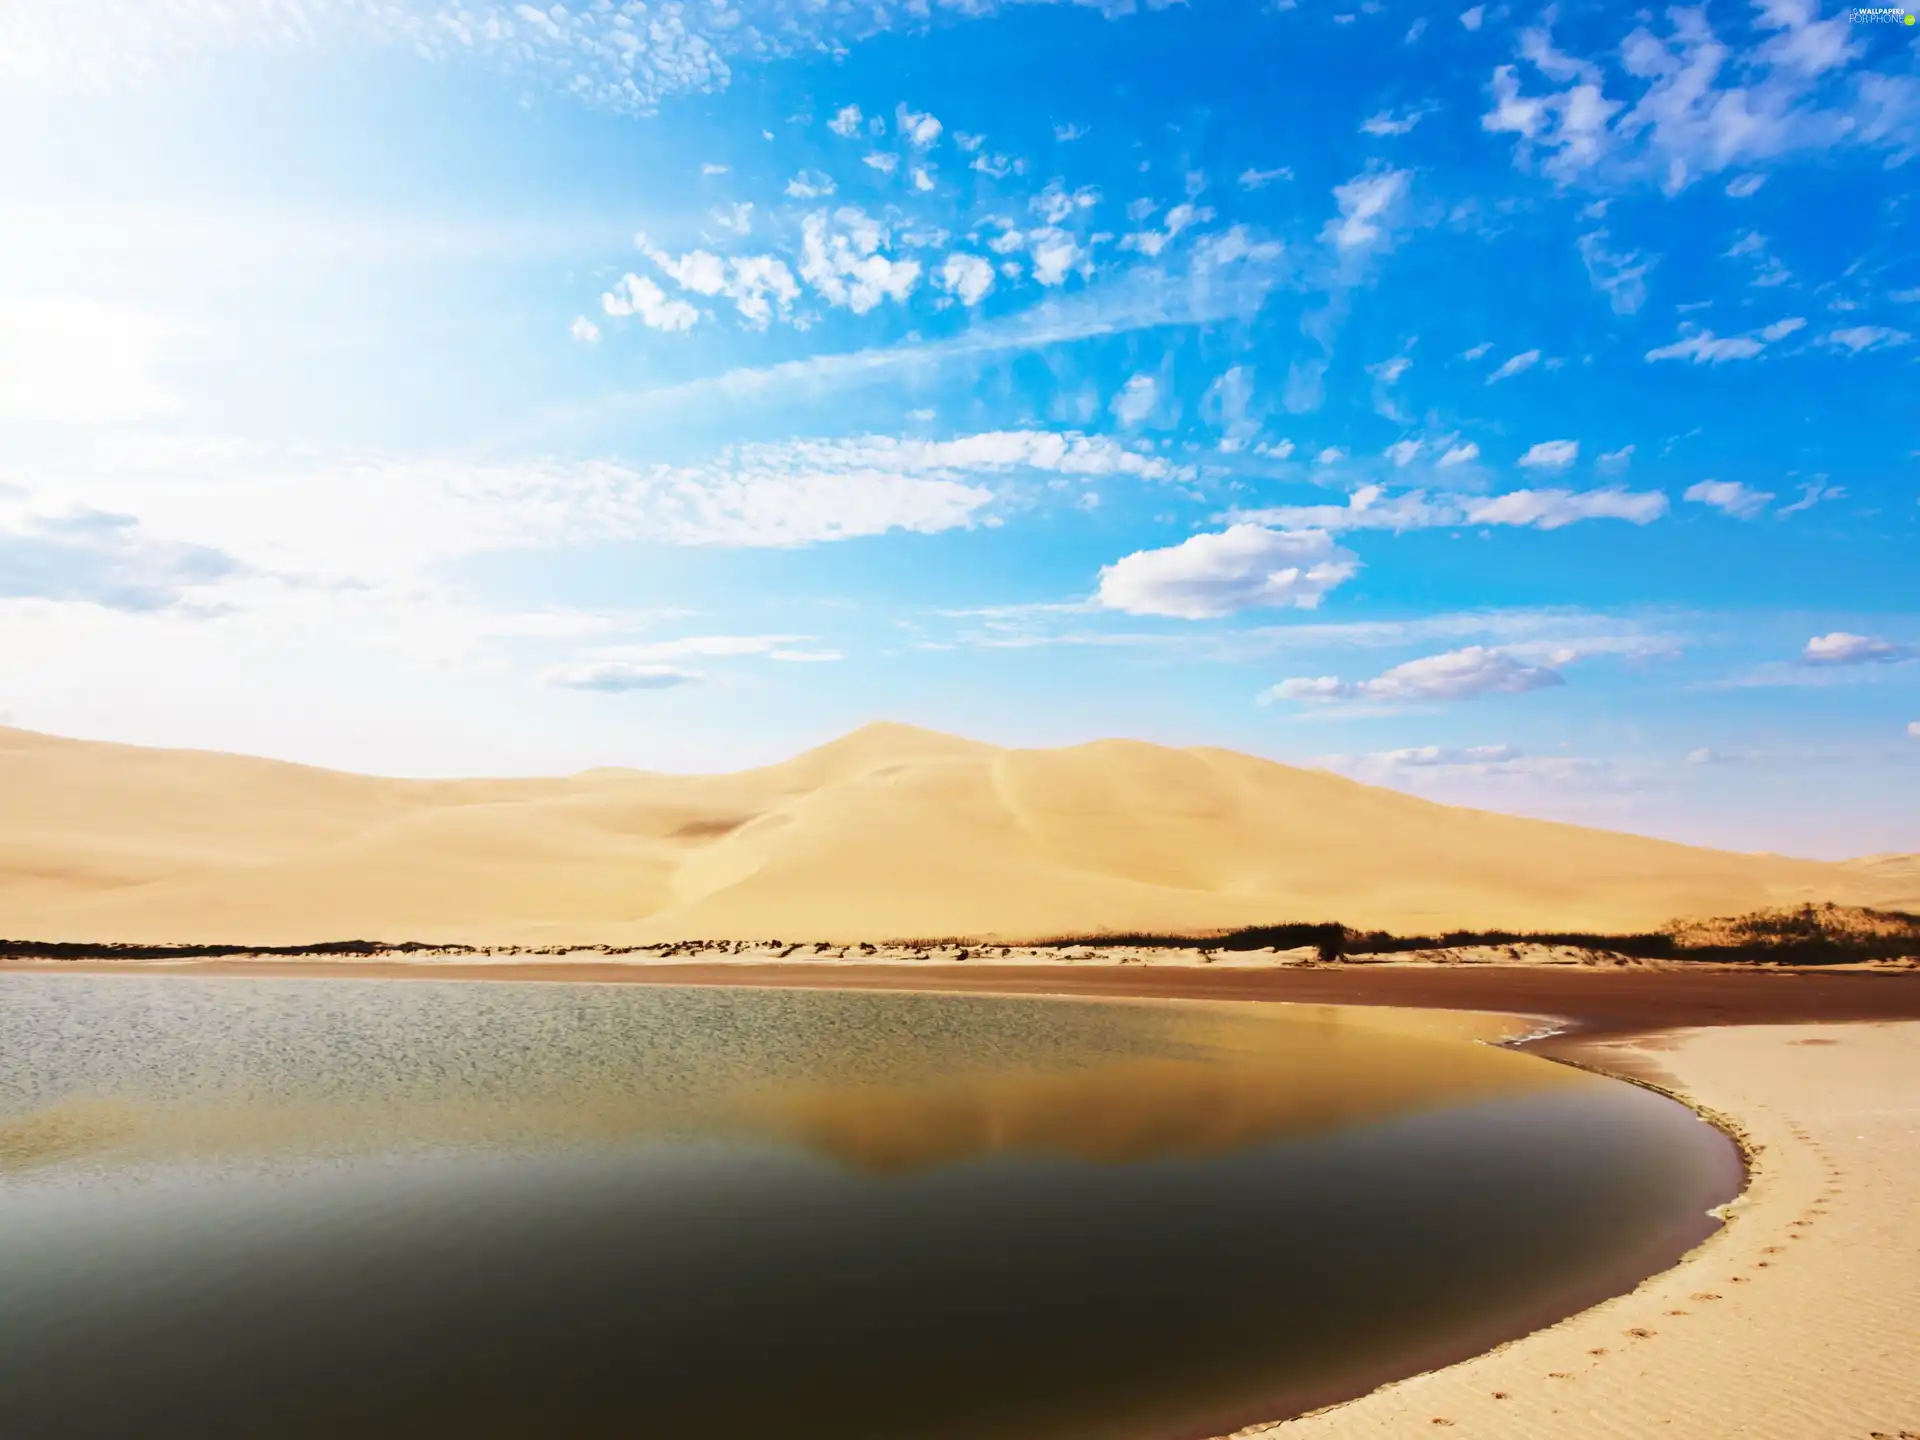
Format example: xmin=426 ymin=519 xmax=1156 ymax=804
xmin=2 ymin=905 xmax=1914 ymax=966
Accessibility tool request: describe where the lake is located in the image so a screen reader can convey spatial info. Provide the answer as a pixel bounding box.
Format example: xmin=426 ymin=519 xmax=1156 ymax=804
xmin=0 ymin=974 xmax=1740 ymax=1439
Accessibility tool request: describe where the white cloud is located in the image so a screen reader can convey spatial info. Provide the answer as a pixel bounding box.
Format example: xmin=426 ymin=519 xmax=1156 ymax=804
xmin=1095 ymin=526 xmax=1360 ymax=619
xmin=1384 ymin=439 xmax=1423 ymax=467
xmin=1120 ymin=201 xmax=1212 ymax=258
xmin=1314 ymin=447 xmax=1346 ymax=465
xmin=711 ymin=202 xmax=754 ymax=235
xmin=0 ymin=505 xmax=236 ymax=610
xmin=569 ymin=316 xmax=601 ymax=344
xmin=1461 ymin=342 xmax=1493 ymax=361
xmin=1725 ymin=174 xmax=1766 ymax=197
xmin=896 ymin=104 xmax=942 ymax=148
xmin=1479 ymin=6 xmax=1898 ymax=192
xmin=1486 ymin=348 xmax=1542 ymax=383
xmin=1437 ymin=441 xmax=1480 ymax=468
xmin=1684 ymin=479 xmax=1773 ymax=518
xmin=1597 ymin=444 xmax=1634 ymax=472
xmin=1201 ymin=366 xmax=1260 ymax=449
xmin=1460 ymin=6 xmax=1485 ymax=31
xmin=1323 ymin=168 xmax=1411 ymax=250
xmin=1267 ymin=645 xmax=1568 ymax=705
xmin=1577 ymin=231 xmax=1652 ymax=314
xmin=1368 ymin=355 xmax=1412 ymax=385
xmin=1466 ymin=486 xmax=1667 ymax=529
xmin=784 ymin=170 xmax=836 ymax=200
xmin=1054 ymin=122 xmax=1088 ymax=142
xmin=1518 ymin=439 xmax=1579 ymax=471
xmin=0 ymin=297 xmax=180 ymax=425
xmin=862 ymin=152 xmax=900 ymax=175
xmin=1646 ymin=317 xmax=1804 ymax=363
xmin=542 ymin=660 xmax=700 ymax=692
xmin=798 ymin=208 xmax=921 ymax=313
xmin=1110 ymin=373 xmax=1158 ymax=428
xmin=1238 ymin=166 xmax=1293 ymax=189
xmin=937 ymin=252 xmax=995 ymax=307
xmin=1359 ymin=108 xmax=1429 ymax=137
xmin=1776 ymin=480 xmax=1843 ymax=516
xmin=700 ymin=162 xmax=729 ymax=176
xmin=911 ymin=166 xmax=935 ymax=192
xmin=1802 ymin=632 xmax=1915 ymax=666
xmin=1823 ymin=325 xmax=1912 ymax=353
xmin=1030 ymin=179 xmax=1101 ymax=225
xmin=828 ymin=105 xmax=864 ymax=138
xmin=1237 ymin=482 xmax=1668 ymax=533
xmin=600 ymin=273 xmax=700 ymax=332
xmin=635 ymin=236 xmax=800 ymax=330
xmin=1027 ymin=228 xmax=1087 ymax=287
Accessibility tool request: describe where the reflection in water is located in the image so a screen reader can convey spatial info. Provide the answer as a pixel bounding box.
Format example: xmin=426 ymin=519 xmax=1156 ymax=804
xmin=0 ymin=976 xmax=1738 ymax=1439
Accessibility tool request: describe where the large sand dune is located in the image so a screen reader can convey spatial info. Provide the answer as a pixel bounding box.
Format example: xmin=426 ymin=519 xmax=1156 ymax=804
xmin=1 ymin=722 xmax=1912 ymax=945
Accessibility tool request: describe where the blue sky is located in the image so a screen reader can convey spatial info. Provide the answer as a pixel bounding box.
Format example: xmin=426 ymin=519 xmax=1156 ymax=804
xmin=1 ymin=0 xmax=1916 ymax=855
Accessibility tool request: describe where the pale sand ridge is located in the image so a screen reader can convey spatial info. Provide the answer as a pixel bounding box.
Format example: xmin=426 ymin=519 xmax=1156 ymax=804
xmin=1229 ymin=1021 xmax=1920 ymax=1439
xmin=3 ymin=722 xmax=1914 ymax=945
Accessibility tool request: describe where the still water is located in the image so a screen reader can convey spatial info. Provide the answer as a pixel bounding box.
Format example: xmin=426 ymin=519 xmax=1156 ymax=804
xmin=0 ymin=975 xmax=1738 ymax=1439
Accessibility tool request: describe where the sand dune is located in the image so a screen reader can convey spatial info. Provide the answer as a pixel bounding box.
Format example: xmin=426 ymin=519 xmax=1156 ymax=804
xmin=1 ymin=722 xmax=1913 ymax=945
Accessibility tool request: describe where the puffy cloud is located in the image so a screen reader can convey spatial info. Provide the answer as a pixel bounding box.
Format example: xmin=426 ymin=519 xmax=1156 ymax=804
xmin=569 ymin=316 xmax=601 ymax=344
xmin=937 ymin=252 xmax=995 ymax=306
xmin=1802 ymin=632 xmax=1915 ymax=666
xmin=1823 ymin=325 xmax=1912 ymax=353
xmin=542 ymin=661 xmax=700 ymax=692
xmin=1323 ymin=168 xmax=1411 ymax=250
xmin=1518 ymin=439 xmax=1579 ymax=471
xmin=1685 ymin=479 xmax=1773 ymax=518
xmin=1030 ymin=180 xmax=1101 ymax=225
xmin=911 ymin=166 xmax=935 ymax=192
xmin=1479 ymin=6 xmax=1897 ymax=191
xmin=827 ymin=105 xmax=864 ymax=138
xmin=862 ymin=152 xmax=899 ymax=175
xmin=1110 ymin=373 xmax=1158 ymax=428
xmin=1027 ymin=228 xmax=1087 ymax=286
xmin=1437 ymin=442 xmax=1480 ymax=468
xmin=1095 ymin=526 xmax=1360 ymax=619
xmin=1267 ymin=645 xmax=1567 ymax=705
xmin=635 ymin=236 xmax=800 ymax=330
xmin=1461 ymin=6 xmax=1485 ymax=31
xmin=1486 ymin=348 xmax=1542 ymax=383
xmin=798 ymin=208 xmax=921 ymax=313
xmin=600 ymin=273 xmax=700 ymax=332
xmin=896 ymin=104 xmax=942 ymax=147
xmin=784 ymin=170 xmax=836 ymax=199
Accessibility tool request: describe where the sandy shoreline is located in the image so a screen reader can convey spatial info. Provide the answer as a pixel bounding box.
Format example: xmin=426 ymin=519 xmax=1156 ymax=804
xmin=7 ymin=956 xmax=1918 ymax=1436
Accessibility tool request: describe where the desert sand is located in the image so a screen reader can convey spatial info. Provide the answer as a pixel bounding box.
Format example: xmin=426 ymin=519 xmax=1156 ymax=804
xmin=3 ymin=721 xmax=1915 ymax=945
xmin=1230 ymin=1020 xmax=1920 ymax=1440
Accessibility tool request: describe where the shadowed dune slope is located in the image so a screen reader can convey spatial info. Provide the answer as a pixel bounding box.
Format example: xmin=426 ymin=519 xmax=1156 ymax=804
xmin=1 ymin=723 xmax=1913 ymax=945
